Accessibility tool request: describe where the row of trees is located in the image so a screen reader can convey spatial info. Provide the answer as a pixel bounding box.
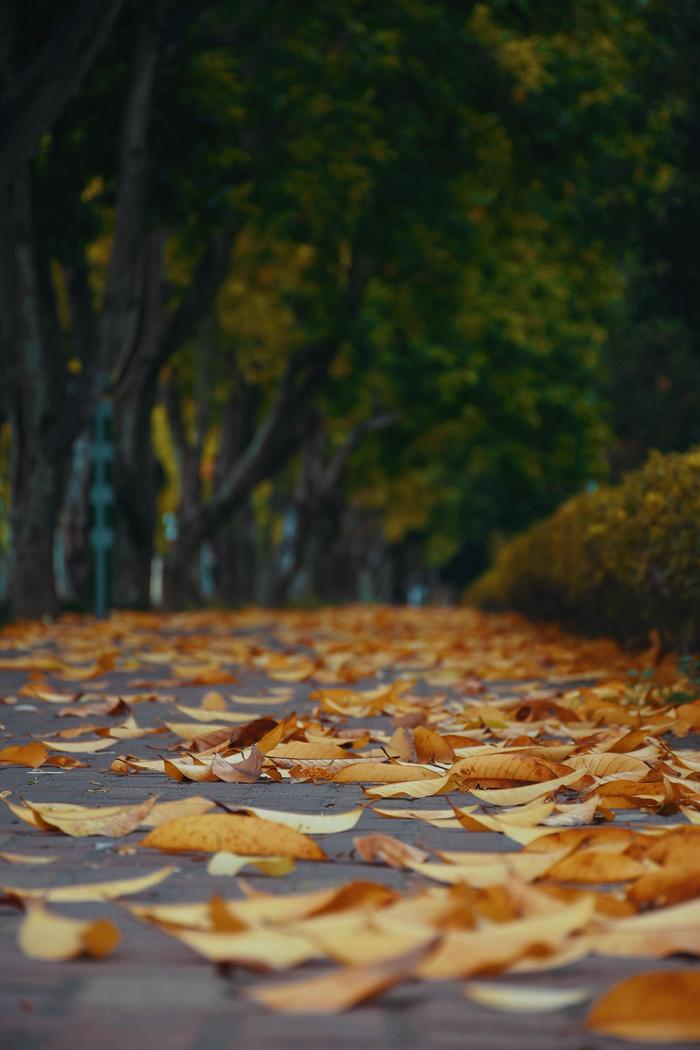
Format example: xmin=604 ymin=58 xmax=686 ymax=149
xmin=0 ymin=0 xmax=696 ymax=618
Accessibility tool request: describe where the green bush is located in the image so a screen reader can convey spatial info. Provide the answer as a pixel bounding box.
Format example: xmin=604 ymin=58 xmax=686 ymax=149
xmin=467 ymin=449 xmax=700 ymax=651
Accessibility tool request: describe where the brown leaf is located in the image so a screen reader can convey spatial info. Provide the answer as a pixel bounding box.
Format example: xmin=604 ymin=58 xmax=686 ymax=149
xmin=353 ymin=833 xmax=429 ymax=868
xmin=211 ymin=746 xmax=263 ymax=783
xmin=413 ymin=727 xmax=454 ymax=764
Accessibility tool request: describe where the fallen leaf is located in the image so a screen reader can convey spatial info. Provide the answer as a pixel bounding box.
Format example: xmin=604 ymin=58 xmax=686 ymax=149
xmin=141 ymin=813 xmax=326 ymax=860
xmin=206 ymin=852 xmax=295 ymax=877
xmin=465 ymin=981 xmax=592 ymax=1012
xmin=18 ymin=797 xmax=158 ymax=837
xmin=1 ymin=866 xmax=176 ymax=902
xmin=468 ymin=769 xmax=585 ymax=806
xmin=247 ymin=945 xmax=431 ymax=1013
xmin=354 ymin=833 xmax=429 ymax=868
xmin=0 ymin=742 xmax=48 ymax=767
xmin=0 ymin=851 xmax=57 ymax=865
xmin=586 ymin=970 xmax=700 ymax=1041
xmin=211 ymin=746 xmax=263 ymax=783
xmin=142 ymin=796 xmax=216 ymax=827
xmin=164 ymin=926 xmax=320 ymax=967
xmin=37 ymin=736 xmax=114 ymax=753
xmin=18 ymin=903 xmax=120 ymax=960
xmin=235 ymin=805 xmax=364 ymax=834
xmin=544 ymin=849 xmax=647 ymax=883
xmin=332 ymin=762 xmax=441 ymax=784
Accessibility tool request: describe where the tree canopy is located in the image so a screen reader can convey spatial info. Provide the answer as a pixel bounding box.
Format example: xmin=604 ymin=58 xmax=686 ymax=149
xmin=0 ymin=0 xmax=695 ymax=614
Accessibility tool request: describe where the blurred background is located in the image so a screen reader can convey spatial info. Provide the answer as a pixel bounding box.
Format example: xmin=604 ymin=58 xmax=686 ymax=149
xmin=1 ymin=0 xmax=699 ymax=620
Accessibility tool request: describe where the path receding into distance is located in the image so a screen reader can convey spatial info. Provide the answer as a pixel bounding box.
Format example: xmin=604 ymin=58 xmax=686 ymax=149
xmin=1 ymin=607 xmax=699 ymax=1049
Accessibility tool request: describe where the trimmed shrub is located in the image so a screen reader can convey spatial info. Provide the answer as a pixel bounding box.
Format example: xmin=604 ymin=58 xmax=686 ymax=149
xmin=467 ymin=449 xmax=700 ymax=651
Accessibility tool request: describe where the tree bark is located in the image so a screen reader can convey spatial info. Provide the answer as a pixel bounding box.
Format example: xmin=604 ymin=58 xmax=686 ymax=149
xmin=6 ymin=172 xmax=76 ymax=617
xmin=9 ymin=416 xmax=67 ymax=618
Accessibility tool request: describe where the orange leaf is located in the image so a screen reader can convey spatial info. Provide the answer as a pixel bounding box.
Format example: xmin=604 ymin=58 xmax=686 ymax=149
xmin=586 ymin=970 xmax=700 ymax=1041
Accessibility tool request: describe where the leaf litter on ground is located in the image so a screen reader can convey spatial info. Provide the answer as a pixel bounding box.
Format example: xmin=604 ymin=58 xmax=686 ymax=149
xmin=1 ymin=606 xmax=700 ymax=1035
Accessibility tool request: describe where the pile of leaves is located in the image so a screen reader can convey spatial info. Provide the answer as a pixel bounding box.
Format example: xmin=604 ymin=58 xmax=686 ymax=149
xmin=1 ymin=607 xmax=700 ymax=1041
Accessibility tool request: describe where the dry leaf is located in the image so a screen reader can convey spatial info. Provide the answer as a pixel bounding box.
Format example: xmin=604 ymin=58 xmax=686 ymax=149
xmin=247 ymin=945 xmax=431 ymax=1013
xmin=354 ymin=833 xmax=429 ymax=868
xmin=141 ymin=813 xmax=326 ymax=859
xmin=238 ymin=805 xmax=363 ymax=834
xmin=18 ymin=903 xmax=120 ymax=961
xmin=466 ymin=981 xmax=592 ymax=1012
xmin=142 ymin=796 xmax=216 ymax=827
xmin=586 ymin=970 xmax=700 ymax=1041
xmin=37 ymin=736 xmax=114 ymax=753
xmin=0 ymin=742 xmax=48 ymax=767
xmin=206 ymin=852 xmax=295 ymax=877
xmin=332 ymin=762 xmax=441 ymax=784
xmin=164 ymin=926 xmax=320 ymax=967
xmin=0 ymin=851 xmax=57 ymax=865
xmin=544 ymin=849 xmax=647 ymax=883
xmin=17 ymin=797 xmax=157 ymax=837
xmin=1 ymin=866 xmax=175 ymax=902
xmin=211 ymin=746 xmax=263 ymax=783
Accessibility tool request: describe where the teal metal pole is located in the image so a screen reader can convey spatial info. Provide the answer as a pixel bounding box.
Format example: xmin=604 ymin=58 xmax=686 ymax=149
xmin=90 ymin=400 xmax=114 ymax=618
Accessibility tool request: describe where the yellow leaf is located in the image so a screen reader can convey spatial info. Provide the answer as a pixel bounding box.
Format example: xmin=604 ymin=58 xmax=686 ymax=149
xmin=2 ymin=866 xmax=176 ymax=902
xmin=18 ymin=903 xmax=120 ymax=961
xmin=408 ymin=851 xmax=561 ymax=887
xmin=207 ymin=852 xmax=295 ymax=877
xmin=38 ymin=736 xmax=114 ymax=753
xmin=20 ymin=797 xmax=157 ymax=837
xmin=466 ymin=982 xmax=592 ymax=1012
xmin=241 ymin=806 xmax=364 ymax=834
xmin=175 ymin=706 xmax=259 ymax=724
xmin=0 ymin=851 xmax=57 ymax=865
xmin=332 ymin=762 xmax=441 ymax=784
xmin=545 ymin=849 xmax=646 ymax=884
xmin=418 ymin=895 xmax=595 ymax=979
xmin=468 ymin=769 xmax=584 ymax=806
xmin=141 ymin=813 xmax=325 ymax=860
xmin=567 ymin=753 xmax=650 ymax=778
xmin=365 ymin=773 xmax=461 ymax=799
xmin=164 ymin=926 xmax=319 ymax=967
xmin=247 ymin=946 xmax=430 ymax=1012
xmin=142 ymin=796 xmax=216 ymax=827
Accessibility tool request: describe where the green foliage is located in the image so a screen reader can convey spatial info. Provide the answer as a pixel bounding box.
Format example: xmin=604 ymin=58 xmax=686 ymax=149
xmin=468 ymin=449 xmax=700 ymax=651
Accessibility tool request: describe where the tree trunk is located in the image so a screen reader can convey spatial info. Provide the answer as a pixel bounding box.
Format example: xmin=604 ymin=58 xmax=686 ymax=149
xmin=112 ymin=359 xmax=161 ymax=608
xmin=9 ymin=422 xmax=66 ymax=618
xmin=161 ymin=508 xmax=205 ymax=608
xmin=212 ymin=503 xmax=257 ymax=606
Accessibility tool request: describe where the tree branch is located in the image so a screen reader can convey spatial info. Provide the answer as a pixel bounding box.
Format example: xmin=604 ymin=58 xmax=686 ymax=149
xmin=0 ymin=0 xmax=124 ymax=186
xmin=98 ymin=1 xmax=168 ymax=391
xmin=320 ymin=411 xmax=395 ymax=498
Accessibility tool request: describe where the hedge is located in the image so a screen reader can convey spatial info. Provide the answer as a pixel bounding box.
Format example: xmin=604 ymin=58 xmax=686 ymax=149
xmin=467 ymin=449 xmax=700 ymax=652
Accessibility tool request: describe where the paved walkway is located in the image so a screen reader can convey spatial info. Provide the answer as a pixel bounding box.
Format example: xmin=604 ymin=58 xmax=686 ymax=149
xmin=0 ymin=609 xmax=697 ymax=1049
